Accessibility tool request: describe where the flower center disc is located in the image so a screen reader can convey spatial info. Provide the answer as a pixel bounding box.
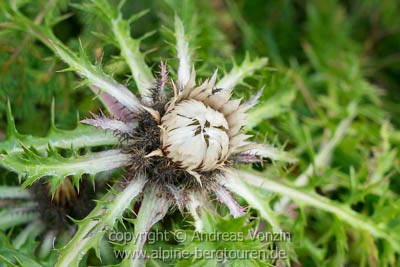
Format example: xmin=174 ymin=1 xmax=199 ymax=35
xmin=161 ymin=100 xmax=230 ymax=171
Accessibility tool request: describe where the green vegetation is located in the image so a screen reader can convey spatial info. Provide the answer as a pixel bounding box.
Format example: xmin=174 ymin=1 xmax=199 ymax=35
xmin=0 ymin=0 xmax=399 ymax=266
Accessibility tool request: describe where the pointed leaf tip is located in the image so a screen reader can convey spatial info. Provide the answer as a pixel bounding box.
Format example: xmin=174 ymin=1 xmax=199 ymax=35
xmin=6 ymin=100 xmax=19 ymax=139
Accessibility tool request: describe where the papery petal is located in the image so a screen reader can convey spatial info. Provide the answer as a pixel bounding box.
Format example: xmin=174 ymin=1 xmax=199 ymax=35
xmin=226 ymin=107 xmax=248 ymax=137
xmin=179 ymin=66 xmax=197 ymax=98
xmin=229 ymin=134 xmax=253 ymax=149
xmin=220 ymin=99 xmax=241 ymax=115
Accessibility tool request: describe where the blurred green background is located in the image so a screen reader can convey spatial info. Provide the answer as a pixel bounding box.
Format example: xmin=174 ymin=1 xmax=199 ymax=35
xmin=0 ymin=0 xmax=399 ymax=266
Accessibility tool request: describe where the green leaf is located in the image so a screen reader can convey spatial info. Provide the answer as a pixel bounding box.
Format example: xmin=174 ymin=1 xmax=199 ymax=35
xmin=55 ymin=175 xmax=147 ymax=267
xmin=239 ymin=170 xmax=400 ymax=252
xmin=0 ymin=232 xmax=43 ymax=267
xmin=0 ymin=148 xmax=130 ymax=193
xmin=0 ymin=124 xmax=118 ymax=155
xmin=0 ymin=102 xmax=118 ymax=154
xmin=246 ymin=89 xmax=295 ymax=129
xmin=78 ymin=0 xmax=155 ymax=102
xmin=216 ymin=55 xmax=268 ymax=90
xmin=177 ymin=212 xmax=273 ymax=267
xmin=50 ymin=38 xmax=143 ymax=113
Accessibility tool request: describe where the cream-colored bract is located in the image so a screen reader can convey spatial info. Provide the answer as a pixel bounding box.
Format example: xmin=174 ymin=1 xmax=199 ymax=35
xmin=161 ymin=99 xmax=230 ymax=171
xmin=157 ymin=68 xmax=260 ymax=174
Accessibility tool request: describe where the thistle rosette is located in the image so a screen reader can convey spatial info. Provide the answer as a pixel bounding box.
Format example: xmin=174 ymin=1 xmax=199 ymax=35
xmin=2 ymin=3 xmax=295 ymax=266
xmin=78 ymin=18 xmax=294 ymax=210
xmin=46 ymin=10 xmax=294 ymax=266
xmin=81 ymin=58 xmax=286 ymax=209
xmin=66 ymin=14 xmax=296 ymax=265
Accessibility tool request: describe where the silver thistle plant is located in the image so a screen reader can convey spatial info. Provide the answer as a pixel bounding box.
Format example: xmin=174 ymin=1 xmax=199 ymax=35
xmin=50 ymin=7 xmax=295 ymax=267
xmin=2 ymin=1 xmax=400 ymax=266
xmin=1 ymin=1 xmax=294 ymax=266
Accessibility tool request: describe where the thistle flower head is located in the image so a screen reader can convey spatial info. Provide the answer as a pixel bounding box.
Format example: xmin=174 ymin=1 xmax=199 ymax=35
xmin=83 ymin=61 xmax=271 ymax=189
xmin=161 ymin=99 xmax=230 ymax=171
xmin=0 ymin=178 xmax=95 ymax=259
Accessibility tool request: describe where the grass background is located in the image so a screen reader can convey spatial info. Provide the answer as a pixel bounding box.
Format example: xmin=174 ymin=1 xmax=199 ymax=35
xmin=0 ymin=0 xmax=399 ymax=266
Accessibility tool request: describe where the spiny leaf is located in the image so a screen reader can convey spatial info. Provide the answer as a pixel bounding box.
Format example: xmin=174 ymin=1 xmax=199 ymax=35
xmin=0 ymin=147 xmax=130 ymax=192
xmin=127 ymin=9 xmax=150 ymax=25
xmin=7 ymin=8 xmax=143 ymax=114
xmin=0 ymin=123 xmax=118 ymax=155
xmin=55 ymin=176 xmax=147 ymax=267
xmin=50 ymin=38 xmax=143 ymax=113
xmin=246 ymin=89 xmax=296 ymax=129
xmin=91 ymin=31 xmax=118 ymax=46
xmin=105 ymin=4 xmax=155 ymax=102
xmin=121 ymin=186 xmax=170 ymax=267
xmin=0 ymin=103 xmax=118 ymax=155
xmin=240 ymin=170 xmax=400 ymax=252
xmin=216 ymin=54 xmax=268 ymax=90
xmin=220 ymin=171 xmax=281 ymax=232
xmin=74 ymin=0 xmax=155 ymax=102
